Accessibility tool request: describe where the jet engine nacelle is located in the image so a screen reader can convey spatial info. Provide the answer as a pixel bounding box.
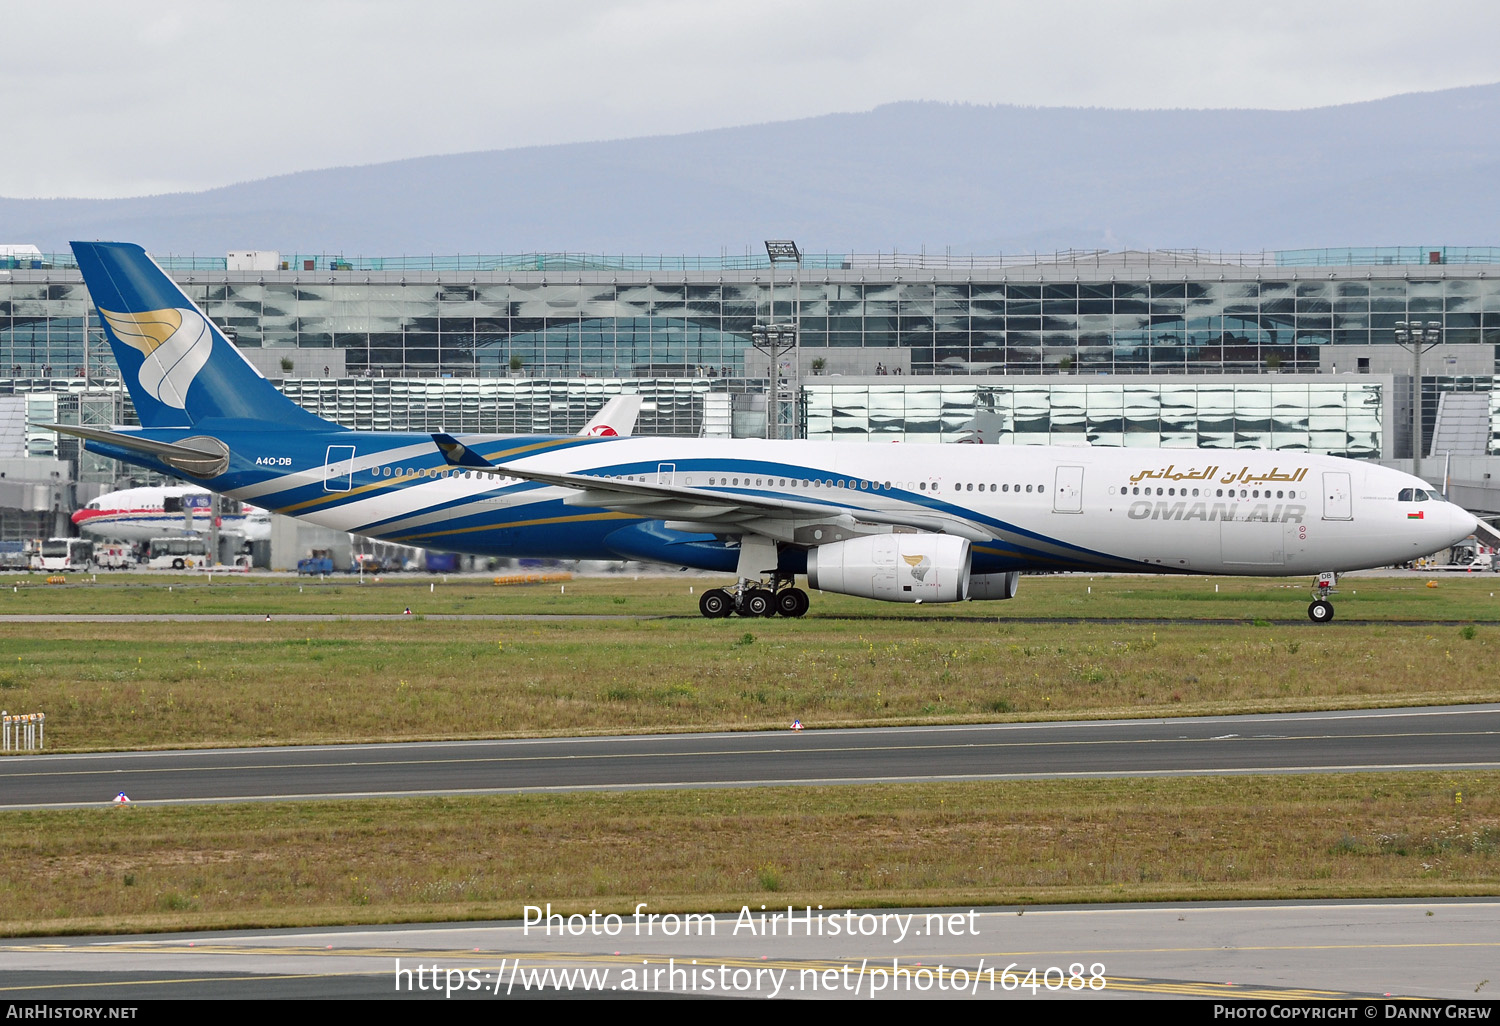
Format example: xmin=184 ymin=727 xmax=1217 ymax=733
xmin=807 ymin=534 xmax=971 ymax=603
xmin=969 ymin=571 xmax=1020 ymax=601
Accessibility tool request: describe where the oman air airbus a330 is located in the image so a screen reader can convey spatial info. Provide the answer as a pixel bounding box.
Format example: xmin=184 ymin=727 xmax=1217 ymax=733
xmin=50 ymin=242 xmax=1478 ymax=622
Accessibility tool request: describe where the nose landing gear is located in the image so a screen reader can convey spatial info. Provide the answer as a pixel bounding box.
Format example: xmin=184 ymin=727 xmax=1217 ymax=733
xmin=1307 ymin=572 xmax=1337 ymax=623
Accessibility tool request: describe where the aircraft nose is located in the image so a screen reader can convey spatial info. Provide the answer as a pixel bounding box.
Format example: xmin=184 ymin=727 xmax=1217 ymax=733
xmin=1446 ymin=502 xmax=1480 ymax=544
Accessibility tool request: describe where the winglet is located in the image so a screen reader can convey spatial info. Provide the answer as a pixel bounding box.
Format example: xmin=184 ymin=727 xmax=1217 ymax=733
xmin=432 ymin=434 xmax=501 ymax=469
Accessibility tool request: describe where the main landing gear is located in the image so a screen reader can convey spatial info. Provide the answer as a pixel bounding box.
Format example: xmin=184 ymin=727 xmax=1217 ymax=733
xmin=698 ymin=575 xmax=809 ymax=618
xmin=1307 ymin=571 xmax=1337 ymax=623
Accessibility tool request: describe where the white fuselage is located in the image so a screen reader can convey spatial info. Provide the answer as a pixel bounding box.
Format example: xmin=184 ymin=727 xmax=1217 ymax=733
xmin=225 ymin=436 xmax=1476 ymax=577
xmin=73 ymin=486 xmax=270 ymax=544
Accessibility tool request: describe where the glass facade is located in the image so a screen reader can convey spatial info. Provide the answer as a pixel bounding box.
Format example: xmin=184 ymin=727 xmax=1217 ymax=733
xmin=7 ymin=258 xmax=1500 ymax=381
xmin=803 ymin=379 xmax=1387 ymax=456
xmin=184 ymin=279 xmax=758 ymax=380
xmin=2 ymin=251 xmax=1499 ymax=491
xmin=0 ymin=280 xmax=94 ymax=378
xmin=275 ymin=377 xmax=736 ymax=436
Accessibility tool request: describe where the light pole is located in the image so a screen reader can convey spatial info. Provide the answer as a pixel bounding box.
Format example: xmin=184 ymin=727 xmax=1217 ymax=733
xmin=1393 ymin=319 xmax=1441 ymax=480
xmin=757 ymin=240 xmax=801 ymax=440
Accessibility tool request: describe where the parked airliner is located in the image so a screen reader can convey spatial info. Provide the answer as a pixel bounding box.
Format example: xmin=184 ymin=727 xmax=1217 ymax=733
xmin=49 ymin=242 xmax=1477 ymax=622
xmin=73 ymin=485 xmax=270 ymax=543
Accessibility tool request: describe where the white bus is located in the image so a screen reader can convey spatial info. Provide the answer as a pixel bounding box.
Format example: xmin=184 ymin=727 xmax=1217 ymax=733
xmin=144 ymin=537 xmax=208 ymax=570
xmin=31 ymin=538 xmax=93 ymax=572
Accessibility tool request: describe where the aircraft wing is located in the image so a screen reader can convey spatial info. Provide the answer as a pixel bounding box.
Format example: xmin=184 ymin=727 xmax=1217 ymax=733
xmin=487 ymin=461 xmax=992 ymax=542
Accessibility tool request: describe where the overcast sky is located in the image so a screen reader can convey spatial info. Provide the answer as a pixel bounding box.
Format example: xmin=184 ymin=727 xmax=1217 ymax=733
xmin=4 ymin=0 xmax=1498 ymax=199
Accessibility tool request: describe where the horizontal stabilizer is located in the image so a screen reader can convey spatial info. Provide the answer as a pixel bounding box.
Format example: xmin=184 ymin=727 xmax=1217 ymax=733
xmin=40 ymin=423 xmax=230 ymax=478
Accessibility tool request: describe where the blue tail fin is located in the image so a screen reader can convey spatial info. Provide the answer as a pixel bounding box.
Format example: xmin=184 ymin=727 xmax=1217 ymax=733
xmin=72 ymin=241 xmax=330 ymax=430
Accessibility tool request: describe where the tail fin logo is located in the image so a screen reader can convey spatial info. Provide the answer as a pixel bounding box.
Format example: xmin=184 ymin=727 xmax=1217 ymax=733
xmin=100 ymin=307 xmax=214 ymax=410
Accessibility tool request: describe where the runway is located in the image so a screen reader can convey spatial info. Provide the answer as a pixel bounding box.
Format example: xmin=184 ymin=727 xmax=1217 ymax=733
xmin=3 ymin=899 xmax=1497 ymax=1000
xmin=4 ymin=704 xmax=1498 ymax=809
xmin=1 ymin=613 xmax=1495 ymax=625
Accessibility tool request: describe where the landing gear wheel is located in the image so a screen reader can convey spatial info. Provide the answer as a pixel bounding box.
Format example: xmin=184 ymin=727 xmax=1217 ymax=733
xmin=1308 ymin=599 xmax=1334 ymax=624
xmin=775 ymin=587 xmax=810 ymax=618
xmin=742 ymin=588 xmax=773 ymax=617
xmin=699 ymin=589 xmax=733 ymax=618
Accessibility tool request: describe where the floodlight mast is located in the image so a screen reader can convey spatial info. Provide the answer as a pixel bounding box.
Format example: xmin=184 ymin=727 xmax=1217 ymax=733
xmin=757 ymin=240 xmax=802 ymax=440
xmin=1394 ymin=319 xmax=1441 ymax=480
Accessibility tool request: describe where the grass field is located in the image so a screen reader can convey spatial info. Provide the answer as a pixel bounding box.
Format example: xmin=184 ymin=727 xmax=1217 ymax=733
xmin=1 ymin=773 xmax=1494 ymax=936
xmin=3 ymin=572 xmax=1495 ymax=936
xmin=3 ymin=568 xmax=1500 ymax=619
xmin=0 ymin=575 xmax=1496 ymax=750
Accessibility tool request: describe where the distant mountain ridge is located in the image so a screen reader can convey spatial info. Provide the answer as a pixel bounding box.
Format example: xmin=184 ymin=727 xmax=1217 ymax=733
xmin=5 ymin=84 xmax=1498 ymax=256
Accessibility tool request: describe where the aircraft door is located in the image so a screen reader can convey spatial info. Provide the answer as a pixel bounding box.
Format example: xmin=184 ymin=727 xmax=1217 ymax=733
xmin=324 ymin=445 xmax=356 ymax=492
xmin=656 ymin=463 xmax=676 ymax=486
xmin=1053 ymin=466 xmax=1084 ymax=513
xmin=1321 ymin=472 xmax=1352 ymax=520
xmin=1220 ymin=519 xmax=1286 ymax=566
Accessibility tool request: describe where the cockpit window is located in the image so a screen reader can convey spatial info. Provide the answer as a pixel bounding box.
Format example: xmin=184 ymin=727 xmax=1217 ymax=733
xmin=1400 ymin=488 xmax=1435 ymax=502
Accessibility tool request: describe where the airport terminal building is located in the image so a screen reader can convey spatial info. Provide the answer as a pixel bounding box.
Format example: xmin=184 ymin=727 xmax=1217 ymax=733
xmin=2 ymin=244 xmax=1499 ymax=538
